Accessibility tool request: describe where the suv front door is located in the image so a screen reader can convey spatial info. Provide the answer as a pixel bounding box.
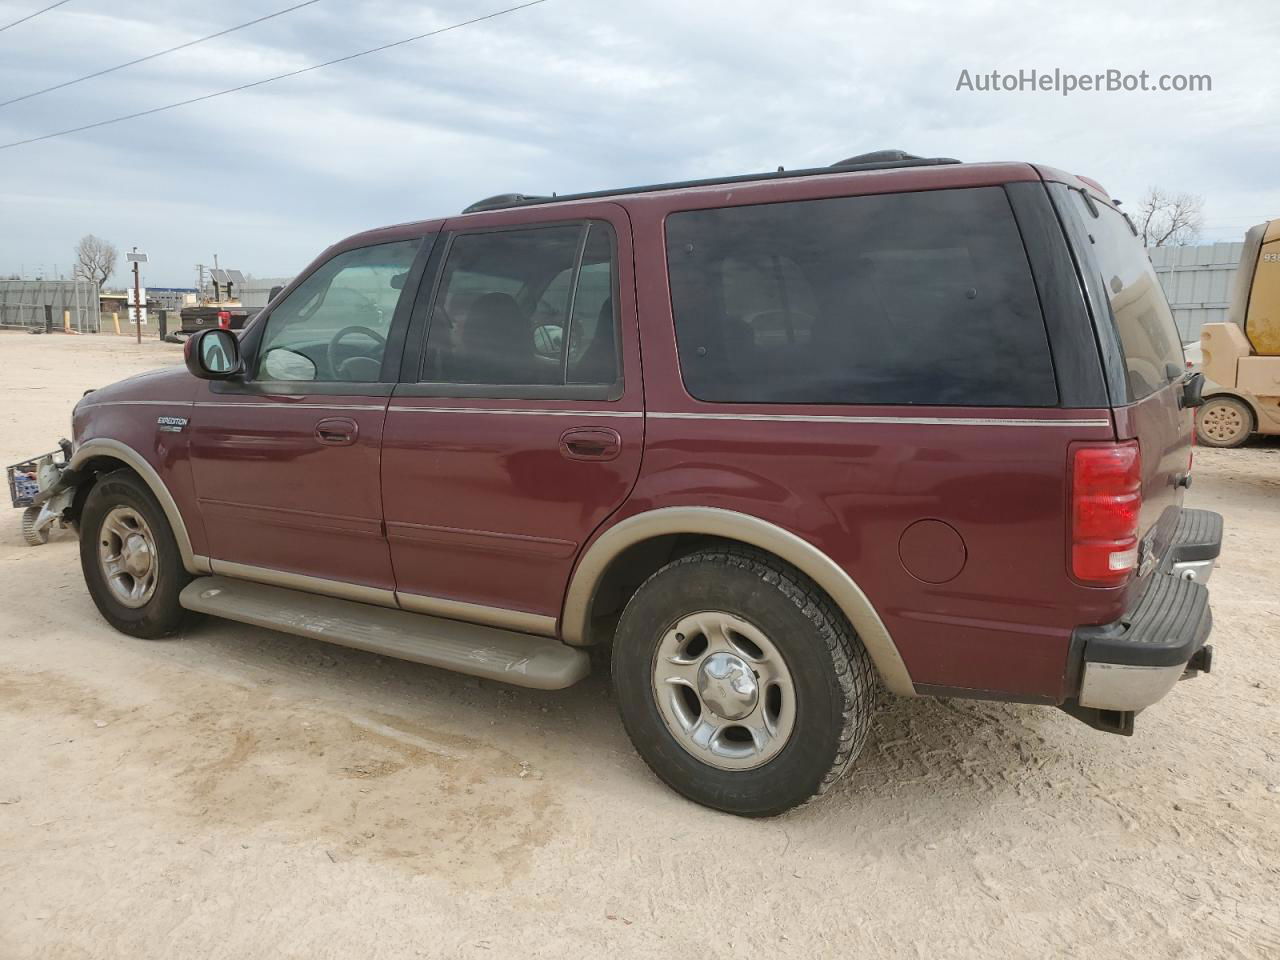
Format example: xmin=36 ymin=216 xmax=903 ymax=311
xmin=188 ymin=235 xmax=431 ymax=601
xmin=381 ymin=205 xmax=642 ymax=633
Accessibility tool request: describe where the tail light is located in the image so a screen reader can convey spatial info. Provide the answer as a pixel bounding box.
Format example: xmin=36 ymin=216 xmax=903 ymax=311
xmin=1071 ymin=442 xmax=1142 ymax=586
xmin=217 ymin=310 xmax=232 ymax=328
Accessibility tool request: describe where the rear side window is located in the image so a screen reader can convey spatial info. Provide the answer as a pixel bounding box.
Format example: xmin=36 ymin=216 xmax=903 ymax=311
xmin=1069 ymin=190 xmax=1184 ymax=400
xmin=665 ymin=187 xmax=1057 ymax=406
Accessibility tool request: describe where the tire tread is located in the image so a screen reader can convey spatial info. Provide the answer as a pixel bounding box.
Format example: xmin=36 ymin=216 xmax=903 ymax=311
xmin=617 ymin=543 xmax=877 ymax=812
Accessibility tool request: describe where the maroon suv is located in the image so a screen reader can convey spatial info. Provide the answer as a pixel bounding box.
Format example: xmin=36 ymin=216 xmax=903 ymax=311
xmin=41 ymin=151 xmax=1222 ymax=816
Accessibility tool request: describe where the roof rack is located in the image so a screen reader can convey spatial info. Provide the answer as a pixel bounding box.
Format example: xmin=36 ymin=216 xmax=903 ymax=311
xmin=460 ymin=149 xmax=961 ymax=214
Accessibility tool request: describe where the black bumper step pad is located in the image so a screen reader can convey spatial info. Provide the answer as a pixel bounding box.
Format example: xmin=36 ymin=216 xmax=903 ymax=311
xmin=1171 ymin=508 xmax=1223 ymax=563
xmin=1076 ymin=572 xmax=1212 ymax=668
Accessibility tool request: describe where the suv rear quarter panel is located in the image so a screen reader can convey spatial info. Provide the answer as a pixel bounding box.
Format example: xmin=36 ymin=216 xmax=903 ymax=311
xmin=616 ymin=166 xmax=1125 ymax=701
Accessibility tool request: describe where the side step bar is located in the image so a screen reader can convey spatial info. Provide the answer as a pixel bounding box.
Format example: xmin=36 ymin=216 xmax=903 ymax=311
xmin=179 ymin=576 xmax=590 ymax=690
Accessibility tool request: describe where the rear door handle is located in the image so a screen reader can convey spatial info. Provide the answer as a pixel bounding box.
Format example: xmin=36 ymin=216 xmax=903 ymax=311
xmin=315 ymin=417 xmax=358 ymax=446
xmin=559 ymin=427 xmax=621 ymax=461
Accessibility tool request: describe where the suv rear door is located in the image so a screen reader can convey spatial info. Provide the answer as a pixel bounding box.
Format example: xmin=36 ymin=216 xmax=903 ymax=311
xmin=1050 ymin=181 xmax=1192 ymax=572
xmin=380 ymin=202 xmax=642 ymax=633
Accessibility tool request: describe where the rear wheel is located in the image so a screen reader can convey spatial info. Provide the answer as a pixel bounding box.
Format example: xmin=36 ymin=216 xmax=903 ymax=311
xmin=611 ymin=545 xmax=876 ymax=816
xmin=1196 ymin=396 xmax=1253 ymax=448
xmin=79 ymin=470 xmax=191 ymax=638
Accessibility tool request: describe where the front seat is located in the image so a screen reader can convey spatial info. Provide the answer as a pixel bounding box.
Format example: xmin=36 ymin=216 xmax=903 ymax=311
xmin=456 ymin=292 xmax=536 ymax=384
xmin=570 ymin=297 xmax=618 ymax=385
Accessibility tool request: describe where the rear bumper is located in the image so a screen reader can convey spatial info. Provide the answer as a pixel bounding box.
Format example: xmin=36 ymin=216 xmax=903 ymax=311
xmin=1169 ymin=507 xmax=1223 ymax=584
xmin=1072 ymin=509 xmax=1222 ymax=714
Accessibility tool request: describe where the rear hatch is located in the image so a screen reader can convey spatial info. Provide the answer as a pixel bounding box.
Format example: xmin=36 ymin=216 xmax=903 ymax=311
xmin=1051 ymin=182 xmax=1192 ymax=572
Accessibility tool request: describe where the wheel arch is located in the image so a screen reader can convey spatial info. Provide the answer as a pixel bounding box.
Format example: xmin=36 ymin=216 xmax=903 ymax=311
xmin=69 ymin=438 xmax=210 ymax=576
xmin=1200 ymin=389 xmax=1258 ymax=421
xmin=561 ymin=506 xmax=915 ymax=696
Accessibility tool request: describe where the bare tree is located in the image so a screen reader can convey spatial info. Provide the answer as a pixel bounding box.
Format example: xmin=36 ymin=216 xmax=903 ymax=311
xmin=1136 ymin=188 xmax=1204 ymax=247
xmin=73 ymin=234 xmax=118 ymax=287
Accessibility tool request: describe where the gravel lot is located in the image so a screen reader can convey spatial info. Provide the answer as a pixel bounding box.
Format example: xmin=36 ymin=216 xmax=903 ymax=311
xmin=1 ymin=331 xmax=1278 ymax=959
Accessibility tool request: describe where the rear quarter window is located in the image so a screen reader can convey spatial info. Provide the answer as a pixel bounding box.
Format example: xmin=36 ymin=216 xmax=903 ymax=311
xmin=665 ymin=186 xmax=1058 ymax=406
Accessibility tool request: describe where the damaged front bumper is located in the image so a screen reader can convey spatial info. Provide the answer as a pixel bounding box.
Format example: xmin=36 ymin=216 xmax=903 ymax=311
xmin=9 ymin=440 xmax=76 ymax=544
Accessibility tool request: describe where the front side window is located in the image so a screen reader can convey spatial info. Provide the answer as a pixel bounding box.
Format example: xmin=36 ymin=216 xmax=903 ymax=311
xmin=666 ymin=187 xmax=1057 ymax=406
xmin=257 ymin=238 xmax=421 ymax=382
xmin=1070 ymin=190 xmax=1184 ymax=400
xmin=422 ymin=222 xmax=619 ymax=388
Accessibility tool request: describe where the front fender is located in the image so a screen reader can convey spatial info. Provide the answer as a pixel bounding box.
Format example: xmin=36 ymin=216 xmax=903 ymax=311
xmin=69 ymin=438 xmax=210 ymax=576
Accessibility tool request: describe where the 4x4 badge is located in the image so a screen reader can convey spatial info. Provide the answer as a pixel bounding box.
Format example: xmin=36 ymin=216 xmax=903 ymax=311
xmin=156 ymin=416 xmax=188 ymax=433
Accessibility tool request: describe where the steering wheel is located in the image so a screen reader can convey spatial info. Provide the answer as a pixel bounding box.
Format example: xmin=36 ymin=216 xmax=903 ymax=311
xmin=327 ymin=325 xmax=386 ymax=380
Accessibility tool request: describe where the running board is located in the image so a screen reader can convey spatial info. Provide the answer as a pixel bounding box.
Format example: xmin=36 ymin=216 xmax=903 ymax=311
xmin=178 ymin=576 xmax=590 ymax=690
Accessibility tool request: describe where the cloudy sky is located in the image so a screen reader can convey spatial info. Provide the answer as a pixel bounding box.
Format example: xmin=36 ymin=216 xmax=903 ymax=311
xmin=0 ymin=0 xmax=1276 ymax=287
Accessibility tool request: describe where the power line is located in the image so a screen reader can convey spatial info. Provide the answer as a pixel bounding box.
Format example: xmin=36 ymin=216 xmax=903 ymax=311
xmin=0 ymin=0 xmax=71 ymax=33
xmin=0 ymin=0 xmax=322 ymax=108
xmin=0 ymin=0 xmax=548 ymax=151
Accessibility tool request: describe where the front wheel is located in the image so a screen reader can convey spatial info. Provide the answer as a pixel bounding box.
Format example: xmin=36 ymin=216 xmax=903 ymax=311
xmin=79 ymin=469 xmax=191 ymax=638
xmin=611 ymin=546 xmax=877 ymax=816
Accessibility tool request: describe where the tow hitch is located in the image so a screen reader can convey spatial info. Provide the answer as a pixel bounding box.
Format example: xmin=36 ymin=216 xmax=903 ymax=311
xmin=1183 ymin=644 xmax=1214 ymax=679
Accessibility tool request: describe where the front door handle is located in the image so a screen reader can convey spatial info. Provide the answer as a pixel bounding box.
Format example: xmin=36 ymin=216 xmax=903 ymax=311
xmin=559 ymin=427 xmax=621 ymax=461
xmin=315 ymin=417 xmax=358 ymax=446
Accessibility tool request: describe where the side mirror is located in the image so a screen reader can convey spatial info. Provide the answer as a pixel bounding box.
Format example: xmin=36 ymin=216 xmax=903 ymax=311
xmin=533 ymin=323 xmax=563 ymax=358
xmin=185 ymin=328 xmax=243 ymax=380
xmin=1181 ymin=371 xmax=1206 ymax=409
xmin=268 ymin=285 xmax=284 ymax=302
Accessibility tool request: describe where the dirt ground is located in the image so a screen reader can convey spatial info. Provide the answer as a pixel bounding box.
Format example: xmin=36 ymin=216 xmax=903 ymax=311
xmin=0 ymin=330 xmax=1277 ymax=959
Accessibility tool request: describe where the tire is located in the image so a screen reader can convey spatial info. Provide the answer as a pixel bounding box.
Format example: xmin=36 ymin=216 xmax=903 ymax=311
xmin=611 ymin=545 xmax=876 ymax=817
xmin=1196 ymin=396 xmax=1254 ymax=448
xmin=21 ymin=505 xmax=49 ymax=546
xmin=79 ymin=469 xmax=191 ymax=638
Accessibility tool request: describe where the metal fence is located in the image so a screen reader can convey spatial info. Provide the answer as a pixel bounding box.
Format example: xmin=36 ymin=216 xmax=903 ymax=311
xmin=0 ymin=280 xmax=101 ymax=333
xmin=1148 ymin=242 xmax=1243 ymax=344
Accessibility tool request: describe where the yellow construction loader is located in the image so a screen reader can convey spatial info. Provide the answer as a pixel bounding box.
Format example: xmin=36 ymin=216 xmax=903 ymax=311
xmin=1198 ymin=219 xmax=1280 ymax=446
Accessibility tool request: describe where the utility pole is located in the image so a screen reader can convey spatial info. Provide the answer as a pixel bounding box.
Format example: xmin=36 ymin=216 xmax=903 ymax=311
xmin=127 ymin=247 xmax=148 ymax=344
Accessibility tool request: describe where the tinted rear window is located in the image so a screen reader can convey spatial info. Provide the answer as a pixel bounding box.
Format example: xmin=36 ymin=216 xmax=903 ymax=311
xmin=665 ymin=187 xmax=1057 ymax=406
xmin=1069 ymin=189 xmax=1184 ymax=401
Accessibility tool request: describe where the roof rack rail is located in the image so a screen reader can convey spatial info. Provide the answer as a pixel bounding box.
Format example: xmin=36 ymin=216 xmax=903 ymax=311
xmin=830 ymin=149 xmax=955 ymax=167
xmin=459 ymin=150 xmax=961 ymax=214
xmin=462 ymin=192 xmax=554 ymax=214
